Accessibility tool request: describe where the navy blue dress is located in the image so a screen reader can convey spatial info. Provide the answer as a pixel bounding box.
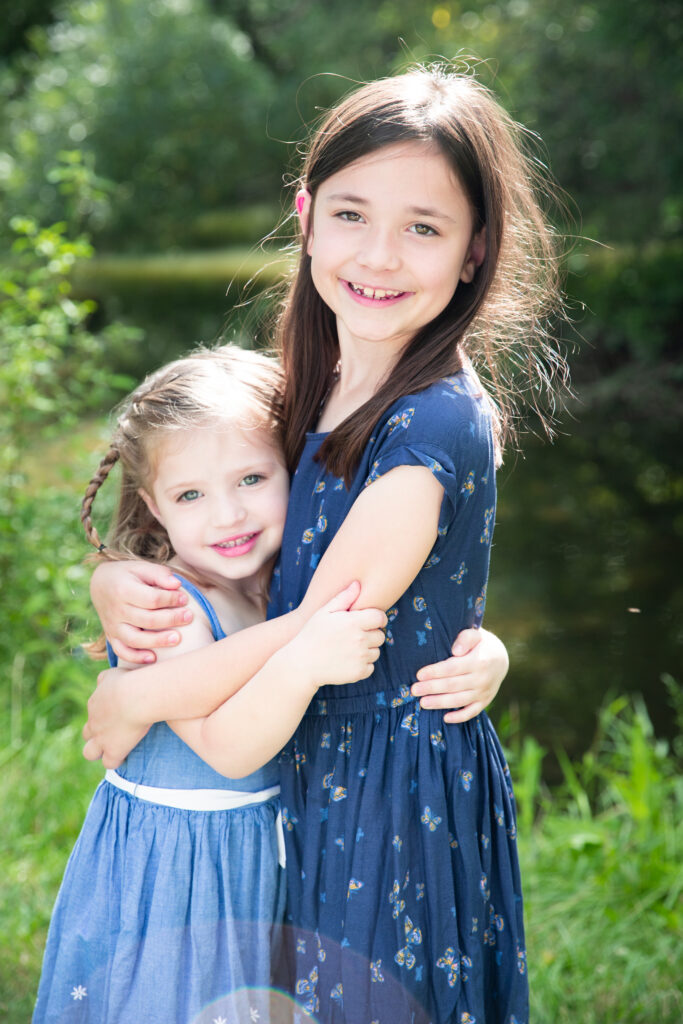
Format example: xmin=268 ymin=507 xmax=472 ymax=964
xmin=270 ymin=372 xmax=528 ymax=1024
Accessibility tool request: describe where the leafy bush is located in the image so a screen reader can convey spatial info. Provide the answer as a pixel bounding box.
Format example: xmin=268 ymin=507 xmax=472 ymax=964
xmin=509 ymin=688 xmax=682 ymax=1023
xmin=0 ymin=154 xmax=139 ymax=722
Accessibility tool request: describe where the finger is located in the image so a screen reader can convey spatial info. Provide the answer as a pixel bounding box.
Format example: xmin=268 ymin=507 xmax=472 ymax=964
xmin=325 ymin=581 xmax=362 ymax=613
xmin=83 ymin=738 xmax=103 ymax=761
xmin=354 ymin=608 xmax=388 ymax=630
xmin=135 ymin=563 xmax=185 ymax=590
xmin=413 ymin=656 xmax=472 ymax=686
xmin=418 ymin=689 xmax=478 ymax=710
xmin=443 ymin=702 xmax=484 ymax=724
xmin=365 ymin=628 xmax=387 ymax=649
xmin=122 ymin=604 xmax=193 ymax=631
xmin=82 ymin=720 xmax=92 ymax=741
xmin=108 ymin=638 xmax=157 ymax=665
xmin=127 ymin=582 xmax=190 ymax=613
xmin=118 ymin=624 xmax=183 ymax=651
xmin=412 ymin=675 xmax=478 ymax=699
xmin=450 ymin=626 xmax=482 ymax=657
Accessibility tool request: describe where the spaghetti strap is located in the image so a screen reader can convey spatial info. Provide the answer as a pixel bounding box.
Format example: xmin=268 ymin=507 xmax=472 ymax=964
xmin=171 ymin=573 xmax=227 ymax=641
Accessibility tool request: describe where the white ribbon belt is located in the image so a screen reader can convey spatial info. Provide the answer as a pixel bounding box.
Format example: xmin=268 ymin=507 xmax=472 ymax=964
xmin=105 ymin=769 xmax=286 ymax=867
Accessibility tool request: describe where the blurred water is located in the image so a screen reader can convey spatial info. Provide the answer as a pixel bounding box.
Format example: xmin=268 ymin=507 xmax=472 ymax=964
xmin=486 ymin=404 xmax=682 ymax=766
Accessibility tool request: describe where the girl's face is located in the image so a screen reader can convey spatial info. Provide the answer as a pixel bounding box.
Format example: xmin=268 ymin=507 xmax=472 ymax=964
xmin=302 ymin=141 xmax=484 ymax=359
xmin=140 ymin=425 xmax=289 ymax=591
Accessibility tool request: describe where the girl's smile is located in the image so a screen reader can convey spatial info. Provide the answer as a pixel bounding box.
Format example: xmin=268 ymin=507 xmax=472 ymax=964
xmin=140 ymin=426 xmax=290 ymax=591
xmin=211 ymin=532 xmax=260 ymax=557
xmin=301 ymin=141 xmax=483 ymax=361
xmin=344 ymin=280 xmax=410 ymax=305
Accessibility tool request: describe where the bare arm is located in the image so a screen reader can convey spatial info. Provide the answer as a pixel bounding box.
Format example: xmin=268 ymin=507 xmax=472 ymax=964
xmin=164 ymin=465 xmax=442 ymax=777
xmin=170 ymin=584 xmax=386 ymax=777
xmin=83 ymin=465 xmax=439 ymax=767
xmin=83 ymin=605 xmax=307 ymax=767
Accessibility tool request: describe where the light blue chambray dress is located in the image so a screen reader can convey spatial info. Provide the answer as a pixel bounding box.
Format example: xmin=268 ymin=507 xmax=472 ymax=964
xmin=33 ymin=578 xmax=285 ymax=1024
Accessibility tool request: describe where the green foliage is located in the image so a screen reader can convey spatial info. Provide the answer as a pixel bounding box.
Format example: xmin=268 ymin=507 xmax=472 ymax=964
xmin=506 ymin=692 xmax=683 ymax=1023
xmin=1 ymin=0 xmax=277 ymax=249
xmin=407 ymin=1 xmax=682 ymax=245
xmin=0 ymin=152 xmax=138 ymax=472
xmin=567 ymin=241 xmax=683 ymax=373
xmin=0 ymin=154 xmax=138 ymax=733
xmin=0 ymin=716 xmax=102 ymax=1022
xmin=4 ymin=1 xmax=679 ymax=249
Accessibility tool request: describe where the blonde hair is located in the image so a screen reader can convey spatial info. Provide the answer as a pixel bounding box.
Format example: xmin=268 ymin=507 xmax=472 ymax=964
xmin=81 ymin=343 xmax=284 ymax=573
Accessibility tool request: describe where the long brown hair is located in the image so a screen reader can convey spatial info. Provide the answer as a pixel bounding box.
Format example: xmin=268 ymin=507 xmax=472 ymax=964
xmin=81 ymin=344 xmax=284 ymax=571
xmin=275 ymin=64 xmax=568 ymax=481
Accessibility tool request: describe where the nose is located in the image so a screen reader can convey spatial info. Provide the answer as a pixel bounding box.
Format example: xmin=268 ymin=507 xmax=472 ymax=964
xmin=356 ymin=227 xmax=401 ymax=273
xmin=213 ymin=491 xmax=248 ymax=530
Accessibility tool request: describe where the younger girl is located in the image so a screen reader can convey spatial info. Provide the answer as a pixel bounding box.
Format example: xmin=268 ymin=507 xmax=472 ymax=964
xmin=84 ymin=64 xmax=566 ymax=1023
xmin=34 ymin=346 xmax=386 ymax=1024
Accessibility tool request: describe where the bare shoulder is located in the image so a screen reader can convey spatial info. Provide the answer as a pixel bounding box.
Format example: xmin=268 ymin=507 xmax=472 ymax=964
xmin=193 ymin=583 xmax=264 ymax=639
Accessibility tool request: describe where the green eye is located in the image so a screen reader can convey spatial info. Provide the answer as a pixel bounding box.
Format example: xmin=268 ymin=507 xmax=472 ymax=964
xmin=178 ymin=489 xmax=201 ymax=502
xmin=241 ymin=474 xmax=263 ymax=486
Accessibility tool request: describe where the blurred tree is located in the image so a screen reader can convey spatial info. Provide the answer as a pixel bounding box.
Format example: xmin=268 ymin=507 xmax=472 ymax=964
xmin=0 ymin=0 xmax=59 ymax=59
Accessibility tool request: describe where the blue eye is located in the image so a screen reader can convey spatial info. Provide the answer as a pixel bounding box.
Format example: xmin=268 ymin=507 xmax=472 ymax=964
xmin=178 ymin=489 xmax=201 ymax=503
xmin=241 ymin=474 xmax=263 ymax=486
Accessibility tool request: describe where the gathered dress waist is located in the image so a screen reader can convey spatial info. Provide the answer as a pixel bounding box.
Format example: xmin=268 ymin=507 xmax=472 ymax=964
xmin=105 ymin=769 xmax=286 ymax=867
xmin=105 ymin=769 xmax=280 ymax=810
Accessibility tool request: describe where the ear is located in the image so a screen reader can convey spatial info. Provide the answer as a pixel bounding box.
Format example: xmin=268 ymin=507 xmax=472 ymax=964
xmin=296 ymin=187 xmax=313 ymax=254
xmin=460 ymin=225 xmax=487 ymax=284
xmin=138 ymin=487 xmax=164 ymax=526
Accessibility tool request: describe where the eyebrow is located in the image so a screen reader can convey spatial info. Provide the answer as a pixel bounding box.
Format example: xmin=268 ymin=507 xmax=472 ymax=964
xmin=324 ymin=193 xmax=455 ymax=222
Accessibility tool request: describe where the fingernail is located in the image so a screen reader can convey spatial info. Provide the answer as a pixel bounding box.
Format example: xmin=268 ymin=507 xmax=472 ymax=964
xmin=181 ymin=610 xmax=192 ymax=623
xmin=143 ymin=653 xmax=155 ymax=663
xmin=452 ymin=644 xmax=465 ymax=656
xmin=167 ymin=632 xmax=180 ymax=645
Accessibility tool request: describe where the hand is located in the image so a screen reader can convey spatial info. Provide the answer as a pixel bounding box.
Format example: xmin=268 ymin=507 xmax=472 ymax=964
xmin=288 ymin=582 xmax=387 ymax=689
xmin=411 ymin=626 xmax=509 ymax=723
xmin=82 ymin=666 xmax=151 ymax=768
xmin=91 ymin=560 xmax=194 ymax=664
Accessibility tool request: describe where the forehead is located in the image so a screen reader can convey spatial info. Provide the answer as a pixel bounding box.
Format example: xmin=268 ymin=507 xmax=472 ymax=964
xmin=317 ymin=140 xmax=469 ymax=210
xmin=150 ymin=422 xmax=282 ymax=476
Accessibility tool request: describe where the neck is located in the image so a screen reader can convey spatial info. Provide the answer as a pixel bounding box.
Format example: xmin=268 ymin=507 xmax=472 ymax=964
xmin=317 ymin=329 xmax=405 ymax=431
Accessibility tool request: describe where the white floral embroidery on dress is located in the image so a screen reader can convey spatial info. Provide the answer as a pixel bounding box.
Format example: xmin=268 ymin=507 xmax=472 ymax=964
xmin=212 ymin=1016 xmax=227 ymax=1024
xmin=70 ymin=985 xmax=87 ymax=1000
xmin=249 ymin=1010 xmax=261 ymax=1022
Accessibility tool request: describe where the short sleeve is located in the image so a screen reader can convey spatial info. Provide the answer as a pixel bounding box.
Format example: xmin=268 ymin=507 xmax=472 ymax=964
xmin=363 ymin=440 xmax=459 ymax=534
xmin=361 ymin=378 xmax=494 ymax=534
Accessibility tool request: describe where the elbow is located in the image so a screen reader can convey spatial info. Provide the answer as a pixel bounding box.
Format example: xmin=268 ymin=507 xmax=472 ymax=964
xmin=212 ymin=756 xmax=258 ymax=780
xmin=198 ymin=720 xmax=260 ymax=779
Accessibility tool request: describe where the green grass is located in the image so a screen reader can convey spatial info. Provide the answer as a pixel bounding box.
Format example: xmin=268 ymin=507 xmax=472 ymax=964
xmin=510 ymin=689 xmax=682 ymax=1023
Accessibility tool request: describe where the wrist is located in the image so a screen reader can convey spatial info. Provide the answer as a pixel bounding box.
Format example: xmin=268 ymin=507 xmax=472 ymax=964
xmin=273 ymin=639 xmax=321 ymax=701
xmin=117 ymin=666 xmax=156 ymax=728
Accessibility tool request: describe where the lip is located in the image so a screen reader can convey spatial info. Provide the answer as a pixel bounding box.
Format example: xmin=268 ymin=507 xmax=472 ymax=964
xmin=211 ymin=532 xmax=260 ymax=557
xmin=342 ymin=279 xmax=411 ymax=307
